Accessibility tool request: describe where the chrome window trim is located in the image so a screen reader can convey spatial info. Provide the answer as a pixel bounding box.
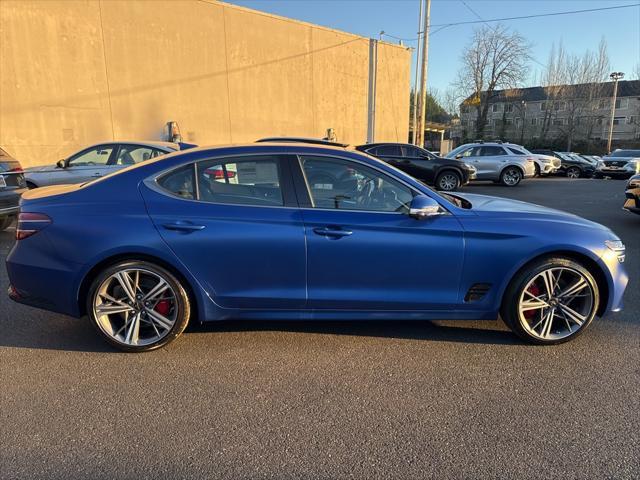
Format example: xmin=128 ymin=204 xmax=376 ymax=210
xmin=144 ymin=150 xmax=453 ymax=215
xmin=145 ymin=152 xmax=291 ymax=209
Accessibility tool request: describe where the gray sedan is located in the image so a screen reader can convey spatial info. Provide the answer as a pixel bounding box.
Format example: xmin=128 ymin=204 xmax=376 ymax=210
xmin=25 ymin=141 xmax=180 ymax=188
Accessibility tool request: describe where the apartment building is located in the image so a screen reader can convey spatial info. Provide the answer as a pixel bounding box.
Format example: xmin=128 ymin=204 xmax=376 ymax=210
xmin=456 ymin=80 xmax=640 ymax=148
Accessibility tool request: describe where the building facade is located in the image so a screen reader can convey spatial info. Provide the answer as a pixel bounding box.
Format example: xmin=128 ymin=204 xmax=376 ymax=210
xmin=0 ymin=0 xmax=410 ymax=167
xmin=455 ymin=80 xmax=640 ymax=151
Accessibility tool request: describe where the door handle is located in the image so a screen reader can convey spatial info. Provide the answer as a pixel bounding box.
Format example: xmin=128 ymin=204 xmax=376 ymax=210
xmin=313 ymin=227 xmax=353 ymax=238
xmin=92 ymin=173 xmax=102 ymax=177
xmin=162 ymin=222 xmax=205 ymax=232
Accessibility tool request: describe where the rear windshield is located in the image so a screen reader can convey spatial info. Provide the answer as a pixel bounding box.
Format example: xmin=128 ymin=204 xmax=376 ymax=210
xmin=611 ymin=150 xmax=640 ymax=158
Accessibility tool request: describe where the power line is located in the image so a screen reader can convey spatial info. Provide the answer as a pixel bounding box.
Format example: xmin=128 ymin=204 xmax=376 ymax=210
xmin=430 ymin=3 xmax=640 ymax=28
xmin=459 ymin=0 xmax=546 ymax=68
xmin=382 ymin=3 xmax=639 ymax=41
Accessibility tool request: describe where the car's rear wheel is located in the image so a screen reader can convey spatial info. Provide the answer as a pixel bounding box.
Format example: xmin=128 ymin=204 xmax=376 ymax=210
xmin=87 ymin=260 xmax=191 ymax=352
xmin=501 ymin=257 xmax=599 ymax=345
xmin=435 ymin=171 xmax=461 ymax=191
xmin=500 ymin=167 xmax=522 ymax=186
xmin=0 ymin=216 xmax=14 ymax=231
xmin=566 ymin=167 xmax=581 ymax=179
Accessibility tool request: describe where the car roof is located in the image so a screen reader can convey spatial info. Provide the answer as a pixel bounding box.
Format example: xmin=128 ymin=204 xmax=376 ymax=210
xmin=87 ymin=140 xmax=180 ymax=151
xmin=256 ymin=137 xmax=349 ymax=148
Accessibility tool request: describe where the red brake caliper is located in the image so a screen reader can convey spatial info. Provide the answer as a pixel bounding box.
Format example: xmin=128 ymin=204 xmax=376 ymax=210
xmin=524 ymin=283 xmax=540 ymax=319
xmin=154 ymin=300 xmax=171 ymax=316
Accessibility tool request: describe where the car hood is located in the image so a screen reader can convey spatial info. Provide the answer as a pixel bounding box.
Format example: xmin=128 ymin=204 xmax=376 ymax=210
xmin=451 ymin=192 xmax=608 ymax=230
xmin=602 ymin=156 xmax=639 ymax=162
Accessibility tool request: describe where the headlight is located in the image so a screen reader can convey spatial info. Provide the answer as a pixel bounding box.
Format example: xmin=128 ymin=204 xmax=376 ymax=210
xmin=605 ymin=239 xmax=625 ymax=263
xmin=539 ymin=157 xmax=551 ymax=163
xmin=464 ymin=163 xmax=476 ymax=171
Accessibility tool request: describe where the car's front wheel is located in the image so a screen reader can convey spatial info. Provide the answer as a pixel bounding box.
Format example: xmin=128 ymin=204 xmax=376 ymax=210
xmin=87 ymin=260 xmax=191 ymax=352
xmin=435 ymin=171 xmax=461 ymax=191
xmin=501 ymin=257 xmax=599 ymax=345
xmin=500 ymin=167 xmax=523 ymax=186
xmin=566 ymin=166 xmax=581 ymax=179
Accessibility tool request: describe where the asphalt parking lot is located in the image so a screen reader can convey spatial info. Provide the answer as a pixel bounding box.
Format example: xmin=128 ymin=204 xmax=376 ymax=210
xmin=1 ymin=177 xmax=638 ymax=479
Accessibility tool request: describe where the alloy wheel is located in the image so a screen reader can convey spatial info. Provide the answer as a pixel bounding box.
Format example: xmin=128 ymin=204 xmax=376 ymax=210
xmin=567 ymin=168 xmax=580 ymax=179
xmin=502 ymin=168 xmax=522 ymax=186
xmin=518 ymin=267 xmax=595 ymax=341
xmin=438 ymin=173 xmax=459 ymax=191
xmin=93 ymin=267 xmax=178 ymax=347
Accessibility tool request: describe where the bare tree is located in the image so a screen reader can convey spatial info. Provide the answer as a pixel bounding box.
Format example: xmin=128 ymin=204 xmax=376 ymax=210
xmin=540 ymin=39 xmax=610 ymax=150
xmin=456 ymin=24 xmax=531 ymax=138
xmin=634 ymin=62 xmax=640 ymax=81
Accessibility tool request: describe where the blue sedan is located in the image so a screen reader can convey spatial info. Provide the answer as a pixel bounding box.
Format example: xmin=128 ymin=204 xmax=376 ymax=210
xmin=6 ymin=143 xmax=628 ymax=351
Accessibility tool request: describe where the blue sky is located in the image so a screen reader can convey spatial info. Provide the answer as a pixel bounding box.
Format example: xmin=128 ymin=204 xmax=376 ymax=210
xmin=228 ymin=0 xmax=640 ymax=94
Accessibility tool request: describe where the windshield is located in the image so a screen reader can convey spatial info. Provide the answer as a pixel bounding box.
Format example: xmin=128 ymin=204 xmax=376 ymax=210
xmin=610 ymin=150 xmax=640 ymax=158
xmin=445 ymin=145 xmax=469 ymax=158
xmin=505 ymin=146 xmax=530 ymax=155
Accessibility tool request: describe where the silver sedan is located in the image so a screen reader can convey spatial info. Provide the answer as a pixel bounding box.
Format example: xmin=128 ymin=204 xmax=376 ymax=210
xmin=25 ymin=141 xmax=180 ymax=188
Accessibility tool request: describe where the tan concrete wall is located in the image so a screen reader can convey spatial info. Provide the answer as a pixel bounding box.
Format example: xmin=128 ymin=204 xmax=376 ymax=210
xmin=0 ymin=0 xmax=410 ymax=167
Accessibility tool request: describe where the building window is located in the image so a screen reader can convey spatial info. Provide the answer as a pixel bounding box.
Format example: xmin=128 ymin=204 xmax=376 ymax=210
xmin=615 ymin=98 xmax=629 ymax=109
xmin=552 ymin=118 xmax=565 ymax=126
xmin=530 ymin=117 xmax=537 ymax=126
xmin=612 ymin=117 xmax=625 ymax=126
xmin=599 ymin=99 xmax=609 ymax=110
xmin=505 ymin=104 xmax=514 ymax=113
xmin=515 ymin=117 xmax=521 ymax=126
xmin=492 ymin=104 xmax=500 ymax=113
xmin=540 ymin=102 xmax=547 ymax=111
xmin=627 ymin=116 xmax=638 ymax=125
xmin=505 ymin=118 xmax=514 ymax=126
xmin=553 ymin=101 xmax=566 ymax=111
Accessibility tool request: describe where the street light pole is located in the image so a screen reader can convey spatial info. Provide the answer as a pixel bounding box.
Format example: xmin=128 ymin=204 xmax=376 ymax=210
xmin=411 ymin=0 xmax=424 ymax=145
xmin=607 ymin=71 xmax=624 ymax=153
xmin=415 ymin=0 xmax=431 ymax=148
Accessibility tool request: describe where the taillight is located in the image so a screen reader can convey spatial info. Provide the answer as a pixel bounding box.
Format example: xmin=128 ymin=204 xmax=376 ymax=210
xmin=16 ymin=212 xmax=51 ymax=240
xmin=8 ymin=166 xmax=24 ymax=173
xmin=204 ymin=167 xmax=236 ymax=179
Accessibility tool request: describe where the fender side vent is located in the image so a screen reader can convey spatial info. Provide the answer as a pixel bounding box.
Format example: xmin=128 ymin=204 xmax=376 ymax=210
xmin=465 ymin=283 xmax=492 ymax=302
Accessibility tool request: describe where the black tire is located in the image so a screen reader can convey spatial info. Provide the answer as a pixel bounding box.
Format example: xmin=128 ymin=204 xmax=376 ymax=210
xmin=500 ymin=257 xmax=599 ymax=345
xmin=0 ymin=216 xmax=14 ymax=231
xmin=87 ymin=260 xmax=191 ymax=352
xmin=435 ymin=170 xmax=461 ymax=191
xmin=534 ymin=163 xmax=541 ymax=177
xmin=566 ymin=166 xmax=581 ymax=179
xmin=500 ymin=166 xmax=523 ymax=187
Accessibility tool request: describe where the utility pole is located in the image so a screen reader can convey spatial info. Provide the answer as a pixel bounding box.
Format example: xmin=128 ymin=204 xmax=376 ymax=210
xmin=415 ymin=0 xmax=431 ymax=148
xmin=411 ymin=0 xmax=424 ymax=145
xmin=607 ymin=71 xmax=624 ymax=153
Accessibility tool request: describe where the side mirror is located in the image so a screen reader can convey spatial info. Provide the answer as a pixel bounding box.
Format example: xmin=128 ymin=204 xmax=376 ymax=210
xmin=409 ymin=195 xmax=443 ymax=219
xmin=56 ymin=159 xmax=66 ymax=169
xmin=455 ymin=154 xmax=463 ymax=160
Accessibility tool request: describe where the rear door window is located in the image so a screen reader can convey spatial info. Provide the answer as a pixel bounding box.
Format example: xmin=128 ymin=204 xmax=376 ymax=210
xmin=479 ymin=146 xmax=507 ymax=156
xmin=373 ymin=145 xmax=403 ymax=156
xmin=196 ymin=157 xmax=283 ymax=206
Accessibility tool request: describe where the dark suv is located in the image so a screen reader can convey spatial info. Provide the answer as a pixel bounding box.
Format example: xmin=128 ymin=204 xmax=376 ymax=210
xmin=530 ymin=149 xmax=595 ymax=178
xmin=356 ymin=143 xmax=476 ymax=191
xmin=0 ymin=147 xmax=27 ymax=231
